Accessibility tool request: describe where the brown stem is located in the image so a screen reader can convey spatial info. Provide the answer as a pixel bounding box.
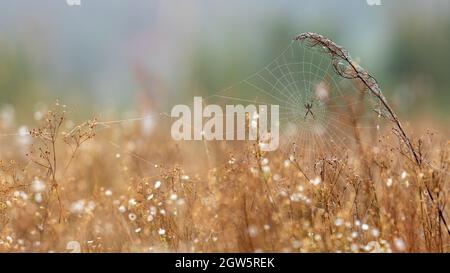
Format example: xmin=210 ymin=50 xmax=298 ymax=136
xmin=294 ymin=32 xmax=449 ymax=237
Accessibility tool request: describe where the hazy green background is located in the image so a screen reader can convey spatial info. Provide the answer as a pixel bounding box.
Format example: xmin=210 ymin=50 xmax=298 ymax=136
xmin=0 ymin=0 xmax=449 ymax=122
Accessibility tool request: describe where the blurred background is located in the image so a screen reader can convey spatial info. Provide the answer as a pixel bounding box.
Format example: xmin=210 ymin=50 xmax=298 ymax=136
xmin=0 ymin=0 xmax=449 ymax=124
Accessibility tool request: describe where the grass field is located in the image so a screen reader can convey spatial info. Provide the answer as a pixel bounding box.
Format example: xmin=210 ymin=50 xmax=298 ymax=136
xmin=0 ymin=99 xmax=448 ymax=253
xmin=0 ymin=34 xmax=449 ymax=253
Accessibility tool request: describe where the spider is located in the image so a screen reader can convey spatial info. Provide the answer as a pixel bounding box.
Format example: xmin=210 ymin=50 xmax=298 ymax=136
xmin=304 ymin=101 xmax=315 ymax=119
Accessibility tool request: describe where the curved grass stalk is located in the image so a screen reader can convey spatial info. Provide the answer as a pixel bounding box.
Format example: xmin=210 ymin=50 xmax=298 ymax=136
xmin=294 ymin=32 xmax=449 ymax=236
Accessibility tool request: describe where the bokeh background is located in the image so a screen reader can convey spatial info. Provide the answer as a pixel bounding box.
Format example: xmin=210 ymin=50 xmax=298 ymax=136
xmin=0 ymin=0 xmax=449 ymax=125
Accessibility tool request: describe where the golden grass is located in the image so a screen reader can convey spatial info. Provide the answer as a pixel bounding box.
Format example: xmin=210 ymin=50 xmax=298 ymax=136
xmin=0 ymin=33 xmax=448 ymax=253
xmin=0 ymin=100 xmax=449 ymax=253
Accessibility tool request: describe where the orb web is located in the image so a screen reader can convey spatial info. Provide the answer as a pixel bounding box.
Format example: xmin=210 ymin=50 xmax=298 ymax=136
xmin=207 ymin=39 xmax=385 ymax=162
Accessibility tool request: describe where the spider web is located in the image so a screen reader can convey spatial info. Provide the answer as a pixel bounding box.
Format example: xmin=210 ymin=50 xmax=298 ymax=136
xmin=205 ymin=40 xmax=385 ymax=162
xmin=0 ymin=39 xmax=385 ymax=173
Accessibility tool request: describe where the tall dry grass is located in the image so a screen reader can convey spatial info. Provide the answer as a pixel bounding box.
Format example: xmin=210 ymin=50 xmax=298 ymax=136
xmin=0 ymin=33 xmax=449 ymax=253
xmin=0 ymin=101 xmax=448 ymax=253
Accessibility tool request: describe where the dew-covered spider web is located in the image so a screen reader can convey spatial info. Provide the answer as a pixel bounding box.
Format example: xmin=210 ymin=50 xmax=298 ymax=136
xmin=205 ymin=39 xmax=386 ymax=162
xmin=0 ymin=37 xmax=387 ymax=173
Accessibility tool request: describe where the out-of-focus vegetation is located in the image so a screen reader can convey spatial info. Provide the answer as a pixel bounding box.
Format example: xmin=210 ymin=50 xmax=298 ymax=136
xmin=0 ymin=45 xmax=43 ymax=121
xmin=386 ymin=20 xmax=450 ymax=120
xmin=0 ymin=1 xmax=449 ymax=253
xmin=0 ymin=1 xmax=449 ymax=123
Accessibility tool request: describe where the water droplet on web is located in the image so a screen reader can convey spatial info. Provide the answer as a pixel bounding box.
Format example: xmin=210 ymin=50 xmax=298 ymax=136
xmin=66 ymin=241 xmax=81 ymax=253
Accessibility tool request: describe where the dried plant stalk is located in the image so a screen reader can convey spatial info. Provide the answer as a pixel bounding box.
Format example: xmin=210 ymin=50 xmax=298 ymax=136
xmin=294 ymin=32 xmax=421 ymax=166
xmin=294 ymin=32 xmax=450 ymax=236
